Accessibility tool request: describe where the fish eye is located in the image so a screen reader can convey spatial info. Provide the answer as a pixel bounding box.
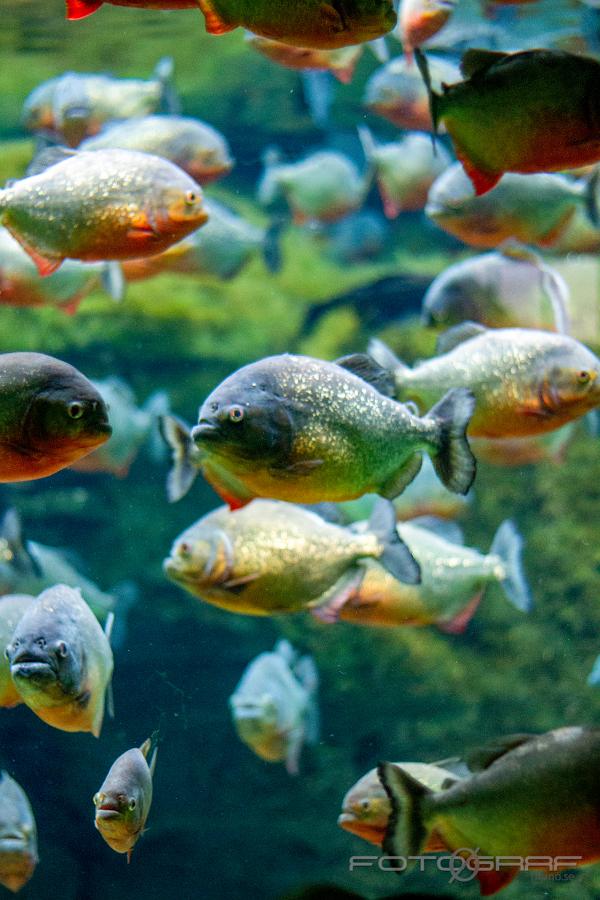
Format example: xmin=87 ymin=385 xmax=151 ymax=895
xmin=185 ymin=190 xmax=199 ymax=205
xmin=360 ymin=799 xmax=370 ymax=811
xmin=57 ymin=641 xmax=68 ymax=658
xmin=228 ymin=405 xmax=245 ymax=423
xmin=210 ymin=401 xmax=218 ymax=412
xmin=68 ymin=401 xmax=85 ymax=419
xmin=128 ymin=798 xmax=136 ymax=810
xmin=36 ymin=638 xmax=46 ymax=649
xmin=577 ymin=370 xmax=591 ymax=385
xmin=179 ymin=542 xmax=191 ymax=558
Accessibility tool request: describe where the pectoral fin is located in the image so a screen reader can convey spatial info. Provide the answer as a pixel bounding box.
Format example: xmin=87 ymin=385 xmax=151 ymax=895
xmin=310 ymin=570 xmax=364 ymax=623
xmin=198 ymin=0 xmax=236 ymax=33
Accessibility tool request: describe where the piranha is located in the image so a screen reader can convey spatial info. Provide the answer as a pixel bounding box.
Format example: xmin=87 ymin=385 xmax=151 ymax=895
xmin=0 ymin=596 xmax=34 ymax=708
xmin=0 ymin=352 xmax=111 ymax=482
xmin=164 ymin=498 xmax=421 ymax=618
xmin=0 ymin=227 xmax=124 ymax=313
xmin=245 ymin=33 xmax=365 ymax=84
xmin=358 ymin=126 xmax=451 ymax=218
xmin=416 ymin=47 xmax=600 ymax=195
xmin=0 ymin=148 xmax=207 ymax=276
xmin=22 ymin=58 xmax=178 ymax=147
xmin=421 ymin=244 xmax=570 ymax=333
xmin=70 ymin=378 xmax=169 ymax=477
xmin=339 ymin=760 xmax=461 ymax=846
xmin=93 ymin=734 xmax=157 ymax=862
xmin=0 ymin=772 xmax=38 ymax=893
xmin=399 ymin=0 xmax=458 ymax=61
xmin=189 ymin=353 xmax=476 ymax=506
xmin=364 ymin=55 xmax=460 ymax=131
xmin=379 ymin=726 xmax=600 ymax=895
xmin=6 ymin=584 xmax=114 ymax=736
xmin=368 ymin=326 xmax=600 ymax=438
xmin=196 ymin=0 xmax=397 ymax=50
xmin=229 ymin=640 xmax=319 ymax=775
xmin=339 ymin=518 xmax=532 ymax=630
xmin=80 ymin=115 xmax=234 ymax=184
xmin=425 ymin=164 xmax=597 ymax=250
xmin=471 ymin=423 xmax=577 ymax=468
xmin=258 ymin=150 xmax=370 ymax=225
xmin=123 ymin=198 xmax=282 ymax=284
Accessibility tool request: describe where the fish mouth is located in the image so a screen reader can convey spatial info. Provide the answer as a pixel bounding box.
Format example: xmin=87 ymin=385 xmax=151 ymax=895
xmin=0 ymin=836 xmax=29 ymax=852
xmin=337 ymin=814 xmax=383 ymax=844
xmin=10 ymin=655 xmax=56 ymax=681
xmin=96 ymin=800 xmax=122 ymax=820
xmin=191 ymin=422 xmax=220 ymax=443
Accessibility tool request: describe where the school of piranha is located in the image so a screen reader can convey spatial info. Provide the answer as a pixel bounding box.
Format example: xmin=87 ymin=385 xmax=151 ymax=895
xmin=4 ymin=0 xmax=600 ymax=896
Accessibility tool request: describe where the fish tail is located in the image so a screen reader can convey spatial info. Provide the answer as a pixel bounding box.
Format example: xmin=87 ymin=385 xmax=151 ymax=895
xmin=109 ymin=581 xmax=139 ymax=650
xmin=368 ymin=497 xmax=421 ymax=584
xmin=367 ymin=337 xmax=410 ymax=389
xmin=295 ymin=655 xmax=320 ymax=745
xmin=159 ymin=414 xmax=198 ymax=502
xmin=100 ymin=262 xmax=125 ymax=302
xmin=426 ymin=388 xmax=476 ymax=495
xmin=414 ymin=48 xmax=441 ymax=145
xmin=154 ymin=56 xmax=181 ymax=115
xmin=140 ymin=731 xmax=159 ymax=776
xmin=300 ymin=70 xmax=333 ymax=129
xmin=262 ymin=216 xmax=285 ymax=274
xmin=377 ymin=762 xmax=431 ymax=862
xmin=584 ymin=166 xmax=600 ymax=228
xmin=0 ymin=508 xmax=42 ymax=577
xmin=490 ymin=519 xmax=533 ymax=612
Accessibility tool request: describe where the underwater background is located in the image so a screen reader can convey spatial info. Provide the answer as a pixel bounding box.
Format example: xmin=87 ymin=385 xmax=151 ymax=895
xmin=3 ymin=1 xmax=600 ymax=898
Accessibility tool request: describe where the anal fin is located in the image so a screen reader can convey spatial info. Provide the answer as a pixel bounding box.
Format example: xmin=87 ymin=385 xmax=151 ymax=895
xmin=3 ymin=226 xmax=62 ymax=276
xmin=453 ymin=143 xmax=502 ymax=196
xmin=198 ymin=0 xmax=236 ymax=33
xmin=379 ymin=453 xmax=423 ymax=500
xmin=66 ymin=0 xmax=102 ymax=19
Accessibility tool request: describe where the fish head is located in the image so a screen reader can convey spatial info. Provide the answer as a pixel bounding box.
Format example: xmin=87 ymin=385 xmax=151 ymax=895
xmin=425 ymin=163 xmax=476 ymax=221
xmin=93 ymin=787 xmax=140 ymax=840
xmin=0 ymin=773 xmax=38 ymax=889
xmin=186 ymin=141 xmax=234 ymax=184
xmin=163 ymin=526 xmax=230 ymax=590
xmin=21 ymin=80 xmax=59 ymax=134
xmin=542 ymin=343 xmax=600 ymax=417
xmin=230 ymin=691 xmax=279 ymax=745
xmin=192 ymin=365 xmax=294 ymax=466
xmin=154 ymin=179 xmax=208 ymax=236
xmin=6 ymin=618 xmax=83 ymax=706
xmin=338 ymin=770 xmax=389 ymax=845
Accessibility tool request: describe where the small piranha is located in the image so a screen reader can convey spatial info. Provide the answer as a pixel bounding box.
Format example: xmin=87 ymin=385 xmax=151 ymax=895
xmin=245 ymin=33 xmax=364 ymax=83
xmin=422 ymin=244 xmax=570 ymax=332
xmin=164 ymin=497 xmax=421 ymax=618
xmin=6 ymin=584 xmax=114 ymax=736
xmin=0 ymin=226 xmax=124 ymax=313
xmin=93 ymin=734 xmax=157 ymax=862
xmin=471 ymin=422 xmax=577 ymax=467
xmin=0 ymin=352 xmax=111 ymax=481
xmin=0 ymin=772 xmax=38 ymax=893
xmin=258 ymin=150 xmax=370 ymax=225
xmin=379 ymin=726 xmax=600 ymax=895
xmin=416 ymin=47 xmax=600 ymax=195
xmin=369 ymin=325 xmax=600 ymax=438
xmin=339 ymin=760 xmax=461 ymax=846
xmin=0 ymin=596 xmax=34 ymax=708
xmin=70 ymin=378 xmax=169 ymax=477
xmin=0 ymin=147 xmax=207 ymax=276
xmin=364 ymin=54 xmax=460 ymax=130
xmin=358 ymin=126 xmax=451 ymax=218
xmin=399 ymin=0 xmax=458 ymax=62
xmin=80 ymin=115 xmax=234 ymax=184
xmin=339 ymin=517 xmax=532 ymax=630
xmin=122 ymin=198 xmax=282 ymax=283
xmin=196 ymin=0 xmax=397 ymax=49
xmin=229 ymin=640 xmax=319 ymax=775
xmin=22 ymin=58 xmax=178 ymax=147
xmin=425 ymin=163 xmax=598 ymax=250
xmin=189 ymin=353 xmax=476 ymax=507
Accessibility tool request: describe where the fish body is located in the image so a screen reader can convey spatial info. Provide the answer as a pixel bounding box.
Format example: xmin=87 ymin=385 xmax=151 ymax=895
xmin=425 ymin=164 xmax=589 ymax=249
xmin=246 ymin=33 xmax=364 ymax=83
xmin=424 ymin=48 xmax=600 ymax=194
xmin=0 ymin=352 xmax=111 ymax=481
xmin=80 ymin=115 xmax=233 ymax=184
xmin=229 ymin=640 xmax=318 ymax=774
xmin=471 ymin=423 xmax=576 ymax=467
xmin=164 ymin=497 xmax=420 ymax=617
xmin=197 ymin=0 xmax=397 ymax=49
xmin=191 ymin=353 xmax=476 ymax=505
xmin=71 ymin=378 xmax=169 ymax=476
xmin=0 ymin=149 xmax=207 ymax=276
xmin=399 ymin=0 xmax=457 ymax=60
xmin=380 ymin=727 xmax=600 ymax=894
xmin=364 ymin=55 xmax=460 ymax=130
xmin=370 ymin=327 xmax=600 ymax=438
xmin=94 ymin=735 xmax=157 ymax=859
xmin=6 ymin=584 xmax=114 ymax=736
xmin=0 ymin=596 xmax=34 ymax=708
xmin=422 ymin=246 xmax=570 ymax=332
xmin=0 ymin=772 xmax=38 ymax=893
xmin=258 ymin=151 xmax=367 ymax=224
xmin=341 ymin=518 xmax=531 ymax=630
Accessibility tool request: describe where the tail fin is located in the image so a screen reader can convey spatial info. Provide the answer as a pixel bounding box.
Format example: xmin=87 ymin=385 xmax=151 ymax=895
xmin=159 ymin=414 xmax=198 ymax=502
xmin=300 ymin=70 xmax=333 ymax=129
xmin=0 ymin=508 xmax=42 ymax=577
xmin=154 ymin=57 xmax=180 ymax=115
xmin=490 ymin=520 xmax=532 ymax=612
xmin=414 ymin=48 xmax=441 ymax=144
xmin=584 ymin=165 xmax=600 ymax=228
xmin=295 ymin=655 xmax=320 ymax=745
xmin=426 ymin=388 xmax=476 ymax=495
xmin=100 ymin=262 xmax=125 ymax=302
xmin=367 ymin=337 xmax=410 ymax=386
xmin=368 ymin=36 xmax=390 ymax=63
xmin=140 ymin=730 xmax=159 ymax=777
xmin=262 ymin=216 xmax=285 ymax=273
xmin=357 ymin=125 xmax=377 ymax=166
xmin=588 ymin=655 xmax=600 ymax=686
xmin=109 ymin=581 xmax=139 ymax=650
xmin=143 ymin=391 xmax=171 ymax=463
xmin=378 ymin=762 xmax=431 ymax=862
xmin=369 ymin=498 xmax=421 ymax=584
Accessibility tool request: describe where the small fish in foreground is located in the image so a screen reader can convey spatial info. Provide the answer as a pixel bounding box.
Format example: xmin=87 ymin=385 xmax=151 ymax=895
xmin=164 ymin=498 xmax=420 ymax=618
xmin=94 ymin=734 xmax=157 ymax=862
xmin=379 ymin=726 xmax=600 ymax=895
xmin=190 ymin=353 xmax=476 ymax=507
xmin=6 ymin=584 xmax=114 ymax=736
xmin=0 ymin=148 xmax=207 ymax=276
xmin=229 ymin=640 xmax=318 ymax=775
xmin=369 ymin=325 xmax=600 ymax=438
xmin=245 ymin=34 xmax=364 ymax=84
xmin=0 ymin=595 xmax=34 ymax=708
xmin=364 ymin=55 xmax=460 ymax=130
xmin=0 ymin=772 xmax=38 ymax=893
xmin=0 ymin=353 xmax=111 ymax=482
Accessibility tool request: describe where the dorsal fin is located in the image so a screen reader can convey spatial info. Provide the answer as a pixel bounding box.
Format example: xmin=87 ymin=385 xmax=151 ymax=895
xmin=26 ymin=147 xmax=77 ymax=177
xmin=466 ymin=733 xmax=537 ymax=772
xmin=460 ymin=49 xmax=510 ymax=79
xmin=436 ymin=321 xmax=487 ymax=354
xmin=334 ymin=353 xmax=395 ymax=397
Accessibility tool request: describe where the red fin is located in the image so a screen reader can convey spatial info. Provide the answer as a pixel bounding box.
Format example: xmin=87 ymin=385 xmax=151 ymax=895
xmin=127 ymin=850 xmax=132 ymax=864
xmin=453 ymin=144 xmax=501 ymax=196
xmin=3 ymin=225 xmax=63 ymax=276
xmin=437 ymin=592 xmax=483 ymax=634
xmin=66 ymin=0 xmax=102 ymax=19
xmin=381 ymin=189 xmax=401 ymax=219
xmin=63 ymin=299 xmax=81 ymax=315
xmin=477 ymin=866 xmax=519 ymax=896
xmin=198 ymin=0 xmax=236 ymax=34
xmin=332 ymin=66 xmax=355 ymax=85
